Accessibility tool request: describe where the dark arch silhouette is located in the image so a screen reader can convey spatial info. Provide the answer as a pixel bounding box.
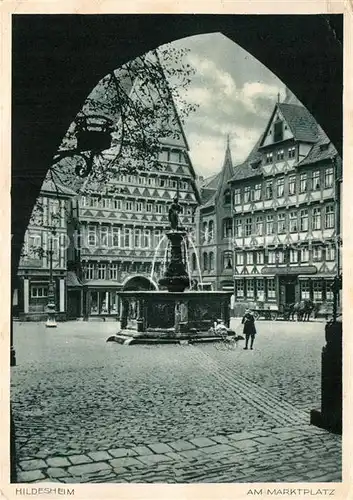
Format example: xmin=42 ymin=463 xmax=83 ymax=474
xmin=12 ymin=14 xmax=343 ymax=280
xmin=122 ymin=275 xmax=158 ymax=291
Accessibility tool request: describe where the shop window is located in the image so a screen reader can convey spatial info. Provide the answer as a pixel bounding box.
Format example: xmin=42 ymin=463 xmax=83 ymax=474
xmin=31 ymin=286 xmax=48 ymax=298
xmin=246 ymin=280 xmax=254 ymax=298
xmin=256 ymin=279 xmax=265 ymax=301
xmin=267 ymin=279 xmax=276 ymax=299
xmin=236 ymin=280 xmax=244 ymax=297
xmin=301 ymin=281 xmax=310 ymax=300
xmin=313 ymin=281 xmax=323 ymax=301
xmin=326 ymin=281 xmax=334 ymax=301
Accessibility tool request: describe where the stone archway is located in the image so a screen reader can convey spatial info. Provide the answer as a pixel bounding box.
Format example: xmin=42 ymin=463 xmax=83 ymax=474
xmin=11 ymin=14 xmax=342 ymax=280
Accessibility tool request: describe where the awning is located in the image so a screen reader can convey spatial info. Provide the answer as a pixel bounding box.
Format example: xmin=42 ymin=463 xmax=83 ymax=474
xmin=67 ymin=271 xmax=83 ymax=288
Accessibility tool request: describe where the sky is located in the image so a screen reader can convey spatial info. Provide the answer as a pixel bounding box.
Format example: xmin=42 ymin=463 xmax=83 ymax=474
xmin=160 ymin=33 xmax=287 ymax=179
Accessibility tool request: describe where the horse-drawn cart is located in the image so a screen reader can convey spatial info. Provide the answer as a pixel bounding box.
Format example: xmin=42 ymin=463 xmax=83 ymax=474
xmin=251 ymin=307 xmax=279 ymax=321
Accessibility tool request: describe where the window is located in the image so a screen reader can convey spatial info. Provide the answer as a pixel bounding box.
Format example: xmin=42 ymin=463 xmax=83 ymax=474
xmin=159 ymin=178 xmax=165 ymax=187
xmin=290 ymin=249 xmax=298 ymax=263
xmin=276 ymin=178 xmax=284 ymax=197
xmin=235 ymin=252 xmax=244 ymax=265
xmin=155 ymin=204 xmax=164 ymax=214
xmin=98 ymin=263 xmax=106 ymax=280
xmin=312 ymin=171 xmax=320 ymax=190
xmin=288 ymin=175 xmax=296 ymax=195
xmin=208 ymin=221 xmax=214 ymax=242
xmin=325 ymin=205 xmax=335 ymax=228
xmin=236 ymin=280 xmax=244 ymax=297
xmin=300 ymin=173 xmax=307 ymax=193
xmin=114 ymin=199 xmax=122 ymax=210
xmin=85 ymin=263 xmax=95 ymax=280
xmin=202 ymin=222 xmax=208 ymax=242
xmin=223 ymin=189 xmax=231 ymax=205
xmin=88 ymin=226 xmax=96 ymax=246
xmin=125 ymin=201 xmax=133 ymax=211
xmin=91 ymin=197 xmax=99 ymax=208
xmin=274 ymin=120 xmax=283 ymax=142
xmin=313 ymin=246 xmax=322 ymax=261
xmin=277 ymin=149 xmax=284 ymax=161
xmin=134 ymin=228 xmax=141 ymax=248
xmin=209 ymin=252 xmax=215 ymax=271
xmin=312 ymin=208 xmax=321 ymax=230
xmin=246 ymin=280 xmax=254 ymax=298
xmin=234 ymin=219 xmax=242 ymax=238
xmin=154 ymin=230 xmax=161 ymax=247
xmin=223 ymin=218 xmax=233 ymax=239
xmin=267 ymin=279 xmax=276 ymax=299
xmin=245 ymin=217 xmax=252 ymax=236
xmin=300 ymin=246 xmax=309 ymax=262
xmin=192 ymin=253 xmax=197 ymax=271
xmin=278 ymin=213 xmax=286 ymax=233
xmin=124 ymin=228 xmax=131 ymax=248
xmin=112 ymin=227 xmax=120 ymax=247
xmin=268 ymin=250 xmax=276 ymax=264
xmin=277 ymin=250 xmax=285 ymax=264
xmin=300 ymin=209 xmax=308 ymax=231
xmin=256 ymin=279 xmax=265 ymax=301
xmin=256 ymin=251 xmax=264 ymax=265
xmin=313 ymin=281 xmax=323 ymax=301
xmin=256 ymin=216 xmax=263 ymax=235
xmin=146 ymin=203 xmax=153 ymax=213
xmin=234 ymin=188 xmax=241 ymax=205
xmin=326 ymin=281 xmax=334 ymax=301
xmin=254 ymin=183 xmax=262 ymax=201
xmin=136 ymin=201 xmax=144 ymax=212
xmin=266 ymin=152 xmax=273 ymax=164
xmin=289 ymin=211 xmax=298 ymax=232
xmin=266 ymin=214 xmax=274 ymax=235
xmin=324 ymin=167 xmax=334 ymax=188
xmin=203 ymin=252 xmax=208 ymax=271
xmin=265 ymin=180 xmax=273 ymax=199
xmin=223 ymin=251 xmax=233 ymax=270
xmin=100 ymin=226 xmax=110 ymax=247
xmin=142 ymin=229 xmax=151 ymax=248
xmin=246 ymin=252 xmax=254 ymax=265
xmin=301 ymin=281 xmax=310 ymax=300
xmin=244 ymin=186 xmax=251 ymax=203
xmin=31 ymin=286 xmax=48 ymax=298
xmin=102 ymin=198 xmax=110 ymax=209
xmin=110 ymin=264 xmax=118 ymax=280
xmin=325 ymin=245 xmax=336 ymax=261
xmin=288 ymin=146 xmax=296 ymax=159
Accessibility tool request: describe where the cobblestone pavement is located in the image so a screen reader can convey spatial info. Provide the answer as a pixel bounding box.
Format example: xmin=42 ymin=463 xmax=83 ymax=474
xmin=11 ymin=319 xmax=341 ymax=483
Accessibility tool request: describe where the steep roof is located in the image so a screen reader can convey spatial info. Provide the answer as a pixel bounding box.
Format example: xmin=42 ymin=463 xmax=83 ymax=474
xmin=297 ymin=125 xmax=337 ymax=166
xmin=277 ymin=103 xmax=318 ymax=143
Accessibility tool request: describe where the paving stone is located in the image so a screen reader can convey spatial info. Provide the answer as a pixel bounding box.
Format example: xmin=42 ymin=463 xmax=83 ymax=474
xmin=132 ymin=446 xmax=153 ymax=456
xmin=254 ymin=436 xmax=281 ymax=446
xmin=138 ymin=454 xmax=173 ymax=465
xmin=68 ymin=454 xmax=93 ymax=465
xmin=275 ymin=432 xmax=301 ymax=441
xmin=17 ymin=470 xmax=46 ymax=482
xmin=109 ymin=457 xmax=142 ymax=468
xmin=47 ymin=457 xmax=71 ymax=467
xmin=200 ymin=444 xmax=234 ymax=455
xmin=168 ymin=440 xmax=195 ymax=452
xmin=108 ymin=447 xmax=136 ymax=458
xmin=19 ymin=459 xmax=47 ymax=471
xmin=166 ymin=452 xmax=184 ymax=461
xmin=179 ymin=449 xmax=206 ymax=460
xmin=148 ymin=443 xmax=173 ymax=454
xmin=112 ymin=467 xmax=128 ymax=475
xmin=231 ymin=439 xmax=259 ymax=450
xmin=189 ymin=437 xmax=216 ymax=448
xmin=67 ymin=461 xmax=112 ymax=476
xmin=87 ymin=450 xmax=112 ymax=461
xmin=228 ymin=431 xmax=257 ymax=441
xmin=47 ymin=467 xmax=69 ymax=478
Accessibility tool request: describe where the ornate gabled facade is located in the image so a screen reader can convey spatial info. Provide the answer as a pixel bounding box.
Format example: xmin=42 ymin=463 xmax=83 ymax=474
xmin=76 ymin=127 xmax=200 ymax=319
xmin=193 ymin=93 xmax=341 ymax=317
xmin=191 ymin=138 xmax=236 ymax=296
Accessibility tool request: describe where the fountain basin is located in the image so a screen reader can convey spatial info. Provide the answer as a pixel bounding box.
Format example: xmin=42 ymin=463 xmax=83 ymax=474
xmin=107 ymin=290 xmax=233 ymax=344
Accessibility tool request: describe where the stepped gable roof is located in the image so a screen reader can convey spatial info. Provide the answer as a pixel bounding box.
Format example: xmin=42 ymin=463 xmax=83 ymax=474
xmin=276 ymin=102 xmax=318 ymax=143
xmin=297 ymin=125 xmax=338 ymax=166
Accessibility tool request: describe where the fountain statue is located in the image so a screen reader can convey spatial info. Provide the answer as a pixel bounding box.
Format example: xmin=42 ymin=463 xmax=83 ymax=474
xmin=107 ymin=193 xmax=233 ymax=344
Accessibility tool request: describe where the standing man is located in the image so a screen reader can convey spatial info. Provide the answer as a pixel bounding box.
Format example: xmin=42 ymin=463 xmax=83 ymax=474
xmin=242 ymin=309 xmax=257 ymax=350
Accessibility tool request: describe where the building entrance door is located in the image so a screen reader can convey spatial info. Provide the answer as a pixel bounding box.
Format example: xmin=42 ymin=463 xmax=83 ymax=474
xmin=285 ymin=283 xmax=296 ymax=305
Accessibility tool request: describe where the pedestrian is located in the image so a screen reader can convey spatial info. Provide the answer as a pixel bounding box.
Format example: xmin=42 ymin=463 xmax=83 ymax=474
xmin=242 ymin=309 xmax=257 ymax=350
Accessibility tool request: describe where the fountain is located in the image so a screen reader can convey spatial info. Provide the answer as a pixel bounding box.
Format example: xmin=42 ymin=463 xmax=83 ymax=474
xmin=107 ymin=193 xmax=233 ymax=345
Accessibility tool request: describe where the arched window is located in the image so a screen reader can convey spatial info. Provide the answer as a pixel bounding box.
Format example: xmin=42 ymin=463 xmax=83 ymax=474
xmin=223 ymin=251 xmax=233 ymax=270
xmin=202 ymin=221 xmax=208 ymax=242
xmin=209 ymin=252 xmax=215 ymax=271
xmin=222 ymin=218 xmax=233 ymax=239
xmin=203 ymin=252 xmax=208 ymax=271
xmin=208 ymin=220 xmax=214 ymax=242
xmin=192 ymin=253 xmax=197 ymax=271
xmin=223 ymin=189 xmax=231 ymax=205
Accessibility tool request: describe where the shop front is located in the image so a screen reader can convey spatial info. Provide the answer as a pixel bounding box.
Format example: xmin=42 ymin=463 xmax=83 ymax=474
xmin=83 ymin=280 xmax=122 ymax=320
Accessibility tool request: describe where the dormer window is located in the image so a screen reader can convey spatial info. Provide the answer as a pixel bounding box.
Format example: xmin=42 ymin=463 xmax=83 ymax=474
xmin=223 ymin=189 xmax=231 ymax=205
xmin=274 ymin=120 xmax=284 ymax=143
xmin=266 ymin=152 xmax=273 ymax=164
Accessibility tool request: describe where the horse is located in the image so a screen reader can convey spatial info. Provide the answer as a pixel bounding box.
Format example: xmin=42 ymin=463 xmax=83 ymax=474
xmin=287 ymin=299 xmax=315 ymax=322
